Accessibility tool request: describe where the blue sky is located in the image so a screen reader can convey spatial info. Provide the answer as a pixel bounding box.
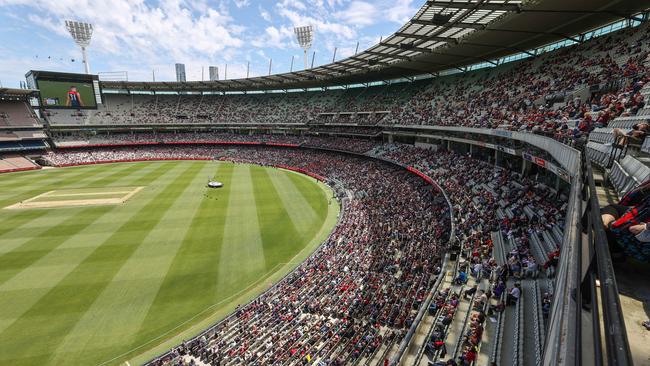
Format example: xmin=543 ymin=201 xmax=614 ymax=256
xmin=0 ymin=0 xmax=420 ymax=87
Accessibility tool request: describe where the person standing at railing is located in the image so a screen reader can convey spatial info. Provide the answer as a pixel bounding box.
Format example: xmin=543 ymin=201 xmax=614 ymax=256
xmin=596 ymin=179 xmax=650 ymax=262
xmin=604 ymin=121 xmax=649 ymax=148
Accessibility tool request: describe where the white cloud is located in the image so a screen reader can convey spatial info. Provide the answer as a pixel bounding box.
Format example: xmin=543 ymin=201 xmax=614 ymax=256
xmin=251 ymin=26 xmax=294 ymax=49
xmin=13 ymin=0 xmax=244 ymax=64
xmin=0 ymin=0 xmax=424 ymax=83
xmin=259 ymin=6 xmax=272 ymax=22
xmin=233 ymin=0 xmax=250 ymax=8
xmin=334 ymin=1 xmax=378 ymax=27
xmin=386 ymin=0 xmax=418 ymax=24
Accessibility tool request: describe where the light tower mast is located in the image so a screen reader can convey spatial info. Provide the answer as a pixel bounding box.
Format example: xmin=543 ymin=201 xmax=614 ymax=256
xmin=65 ymin=20 xmax=94 ymax=74
xmin=294 ymin=26 xmax=314 ymax=70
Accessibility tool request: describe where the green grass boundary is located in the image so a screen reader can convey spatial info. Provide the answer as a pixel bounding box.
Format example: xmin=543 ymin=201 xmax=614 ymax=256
xmin=99 ymin=166 xmax=341 ymax=366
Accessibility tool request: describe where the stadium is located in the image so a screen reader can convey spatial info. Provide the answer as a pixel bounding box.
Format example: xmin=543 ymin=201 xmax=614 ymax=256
xmin=1 ymin=0 xmax=650 ymax=365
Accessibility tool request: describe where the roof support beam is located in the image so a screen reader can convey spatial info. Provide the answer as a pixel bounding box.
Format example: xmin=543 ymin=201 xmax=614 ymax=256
xmin=380 ymin=42 xmax=442 ymax=56
xmin=365 ymin=50 xmax=412 ymax=61
xmin=351 ymin=56 xmax=392 ymax=67
xmin=426 ymin=1 xmax=521 ymax=12
xmin=394 ymin=32 xmax=458 ymax=44
xmin=483 ymin=28 xmax=582 ymax=43
xmin=410 ymin=19 xmax=485 ymax=29
xmin=260 ymin=76 xmax=281 ymax=83
xmin=325 ymin=62 xmax=367 ymax=71
xmin=319 ymin=65 xmax=350 ymax=75
xmin=302 ymin=69 xmax=330 ymax=77
xmin=462 ymin=42 xmax=536 ymax=57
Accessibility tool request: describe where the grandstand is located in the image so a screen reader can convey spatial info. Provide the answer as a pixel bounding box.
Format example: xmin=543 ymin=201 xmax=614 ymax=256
xmin=0 ymin=88 xmax=47 ymax=173
xmin=1 ymin=1 xmax=650 ymax=366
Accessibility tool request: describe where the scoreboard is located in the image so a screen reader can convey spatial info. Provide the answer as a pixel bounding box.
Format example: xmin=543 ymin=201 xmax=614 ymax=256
xmin=25 ymin=70 xmax=102 ymax=109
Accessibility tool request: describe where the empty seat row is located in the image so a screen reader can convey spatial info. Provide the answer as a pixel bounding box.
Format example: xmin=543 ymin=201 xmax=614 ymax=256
xmin=642 ymin=138 xmax=650 ymax=155
xmin=608 ymin=115 xmax=649 ymax=129
xmin=588 ymin=128 xmax=616 ymax=144
xmin=586 ymin=141 xmax=612 ymax=168
xmin=529 ymin=234 xmax=548 ymax=266
xmin=609 ymin=155 xmax=650 ymax=197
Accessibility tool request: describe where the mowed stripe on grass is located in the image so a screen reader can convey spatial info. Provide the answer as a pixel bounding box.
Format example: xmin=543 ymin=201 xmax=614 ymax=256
xmin=250 ymin=166 xmax=310 ymax=267
xmin=0 ymin=161 xmax=190 ymax=365
xmin=0 ymin=162 xmax=175 ymax=335
xmin=50 ymin=162 xmax=215 ymax=364
xmin=0 ymin=161 xmax=337 ymax=366
xmin=0 ymin=162 xmax=157 ymax=272
xmin=0 ymin=164 xmax=137 ymax=242
xmin=217 ymin=164 xmax=267 ymax=294
xmin=128 ymin=162 xmax=234 ymax=352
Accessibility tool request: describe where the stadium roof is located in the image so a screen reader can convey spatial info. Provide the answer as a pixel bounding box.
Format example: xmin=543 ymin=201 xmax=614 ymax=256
xmin=102 ymin=0 xmax=650 ymax=92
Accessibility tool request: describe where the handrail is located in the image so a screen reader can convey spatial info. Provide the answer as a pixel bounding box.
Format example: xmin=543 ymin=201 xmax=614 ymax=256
xmin=583 ymin=156 xmax=633 ymax=365
xmin=490 ymin=293 xmax=506 ymax=364
xmin=451 ymin=288 xmax=478 ymax=360
xmin=385 ymin=125 xmax=581 ymax=176
xmin=542 ymin=161 xmax=582 ymax=366
xmin=399 ymin=253 xmax=450 ymax=365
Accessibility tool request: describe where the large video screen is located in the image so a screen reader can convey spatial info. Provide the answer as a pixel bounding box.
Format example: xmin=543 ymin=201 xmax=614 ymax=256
xmin=37 ymin=79 xmax=97 ymax=108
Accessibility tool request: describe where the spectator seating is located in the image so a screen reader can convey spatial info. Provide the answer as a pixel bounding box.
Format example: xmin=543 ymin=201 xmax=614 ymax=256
xmin=586 ymin=141 xmax=614 ymax=168
xmin=0 ymin=155 xmax=40 ymax=173
xmin=0 ymin=100 xmax=41 ymax=127
xmin=43 ymin=22 xmax=649 ymax=137
xmin=609 ymin=155 xmax=650 ymax=197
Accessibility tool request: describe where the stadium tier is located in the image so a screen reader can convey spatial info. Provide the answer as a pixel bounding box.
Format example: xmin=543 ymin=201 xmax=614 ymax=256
xmin=43 ymin=22 xmax=650 ymax=136
xmin=3 ymin=3 xmax=650 ymax=366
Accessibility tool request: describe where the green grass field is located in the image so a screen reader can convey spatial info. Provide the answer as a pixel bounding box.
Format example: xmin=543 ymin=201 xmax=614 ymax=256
xmin=0 ymin=161 xmax=339 ymax=365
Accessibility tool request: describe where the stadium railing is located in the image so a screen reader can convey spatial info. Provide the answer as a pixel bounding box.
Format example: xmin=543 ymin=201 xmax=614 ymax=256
xmin=386 ymin=125 xmax=581 ymax=176
xmin=575 ymin=155 xmax=633 ymax=366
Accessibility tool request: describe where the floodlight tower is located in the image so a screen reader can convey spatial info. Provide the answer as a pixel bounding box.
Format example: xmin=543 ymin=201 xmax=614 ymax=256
xmin=294 ymin=26 xmax=314 ymax=70
xmin=65 ymin=20 xmax=94 ymax=74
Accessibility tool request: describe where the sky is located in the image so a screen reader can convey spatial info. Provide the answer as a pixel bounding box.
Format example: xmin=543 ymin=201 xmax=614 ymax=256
xmin=0 ymin=0 xmax=421 ymax=87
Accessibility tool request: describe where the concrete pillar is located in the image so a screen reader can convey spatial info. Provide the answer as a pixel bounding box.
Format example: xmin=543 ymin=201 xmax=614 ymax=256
xmin=521 ymin=159 xmax=528 ymax=176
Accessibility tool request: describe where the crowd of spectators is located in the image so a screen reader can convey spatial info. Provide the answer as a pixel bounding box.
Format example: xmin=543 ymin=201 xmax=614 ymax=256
xmin=384 ymin=23 xmax=650 ymax=142
xmin=42 ymin=140 xmax=567 ymax=365
xmin=370 ymin=144 xmax=565 ymax=364
xmin=44 ymin=144 xmax=450 ymax=366
xmin=51 ymin=132 xmax=309 ymax=146
xmin=50 ymin=132 xmax=381 ymax=154
xmin=45 ymin=23 xmax=650 ymax=150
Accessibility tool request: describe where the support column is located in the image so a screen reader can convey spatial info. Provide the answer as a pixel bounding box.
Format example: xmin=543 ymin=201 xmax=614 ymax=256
xmin=521 ymin=159 xmax=528 ymax=176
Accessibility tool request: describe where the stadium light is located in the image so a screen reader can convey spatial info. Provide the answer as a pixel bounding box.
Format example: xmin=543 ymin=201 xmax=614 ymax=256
xmin=65 ymin=20 xmax=94 ymax=74
xmin=294 ymin=25 xmax=314 ymax=70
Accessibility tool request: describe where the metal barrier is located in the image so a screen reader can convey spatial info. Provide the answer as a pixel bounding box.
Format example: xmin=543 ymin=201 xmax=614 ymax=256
xmin=577 ymin=156 xmax=634 ymax=366
xmin=387 ymin=125 xmax=581 ymax=176
xmin=541 ymin=156 xmax=582 ymax=366
xmin=544 ymin=151 xmax=633 ymax=366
